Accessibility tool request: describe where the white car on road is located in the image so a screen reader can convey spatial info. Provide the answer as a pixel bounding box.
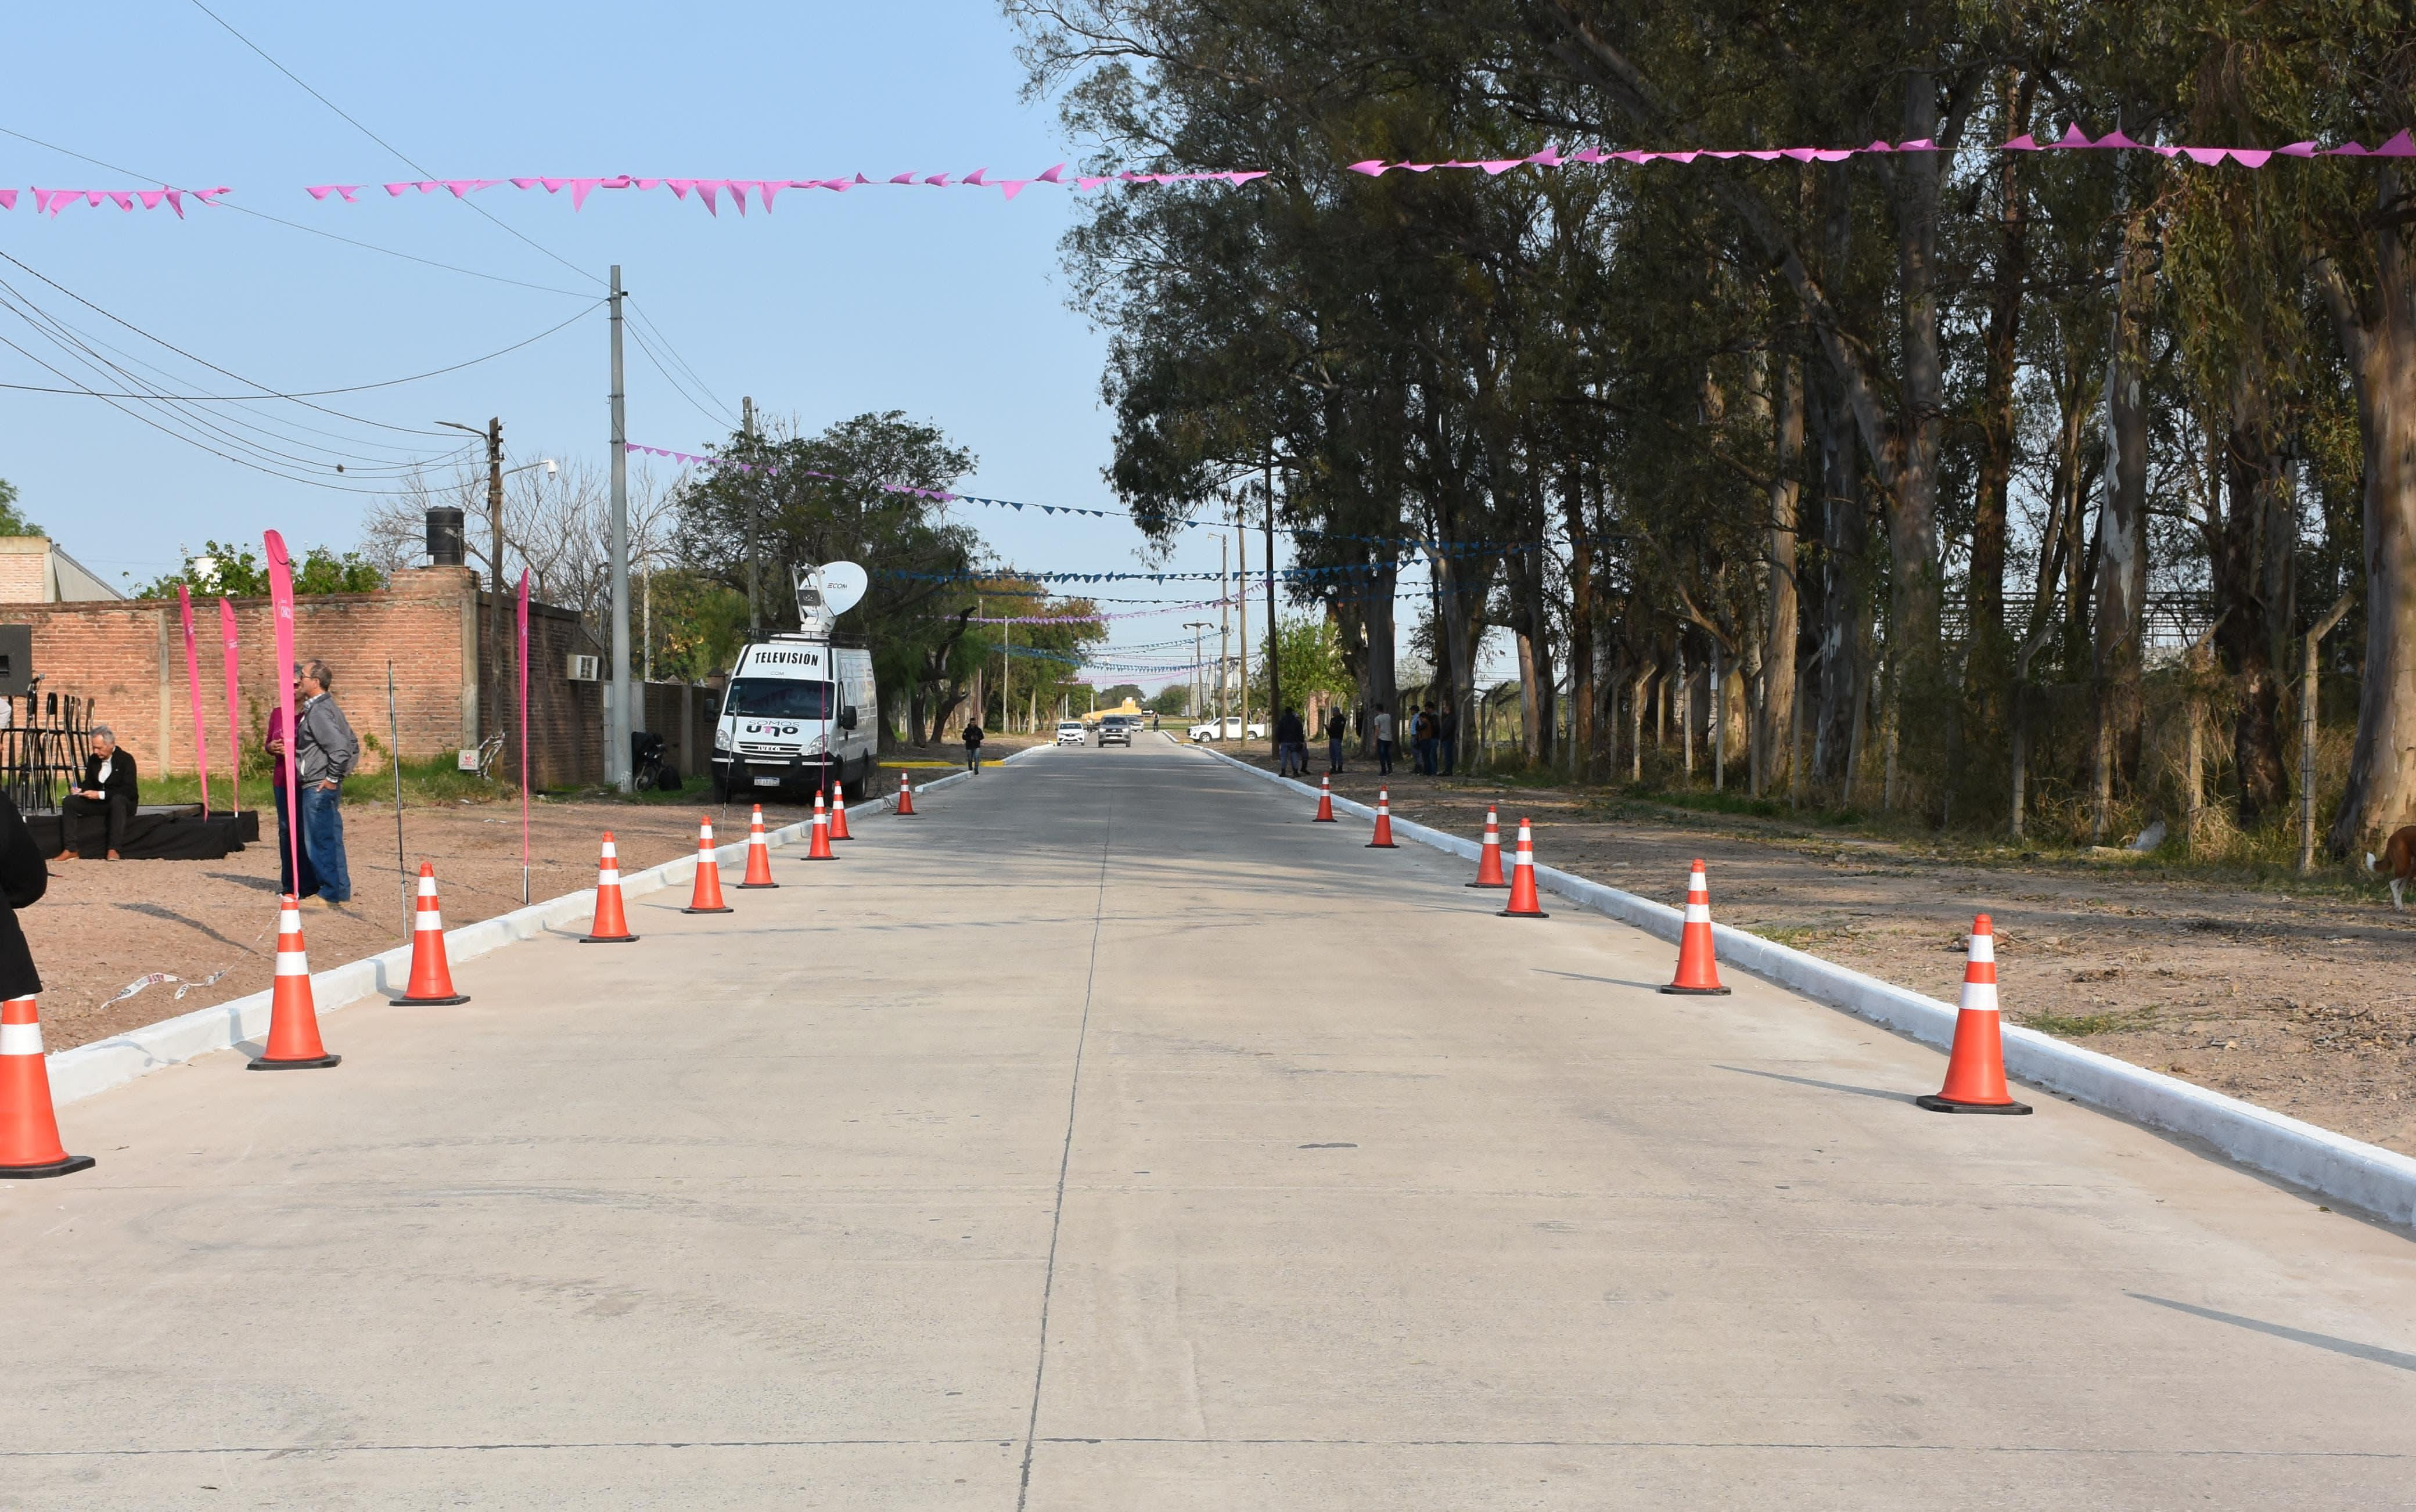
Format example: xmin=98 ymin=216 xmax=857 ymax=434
xmin=1055 ymin=721 xmax=1089 ymax=747
xmin=1187 ymin=716 xmax=1267 ymax=742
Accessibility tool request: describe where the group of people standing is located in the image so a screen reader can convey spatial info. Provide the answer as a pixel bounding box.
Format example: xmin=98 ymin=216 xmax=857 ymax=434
xmin=1268 ymin=700 xmax=1458 ymax=779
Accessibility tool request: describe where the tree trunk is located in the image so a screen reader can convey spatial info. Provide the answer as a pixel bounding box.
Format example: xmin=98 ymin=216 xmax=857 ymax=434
xmin=1968 ymin=66 xmax=2033 ymax=675
xmin=1562 ymin=465 xmax=1595 ymax=776
xmin=1758 ymin=347 xmax=1804 ymax=798
xmin=1811 ymin=371 xmax=1870 ymax=798
xmin=2215 ymin=373 xmax=2295 ymax=827
xmin=2319 ymin=166 xmax=2416 ymax=854
xmin=2092 ymin=206 xmax=2153 ymax=839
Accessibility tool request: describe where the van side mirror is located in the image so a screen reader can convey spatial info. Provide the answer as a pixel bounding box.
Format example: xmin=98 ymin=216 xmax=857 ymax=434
xmin=839 ymin=706 xmax=858 ymax=730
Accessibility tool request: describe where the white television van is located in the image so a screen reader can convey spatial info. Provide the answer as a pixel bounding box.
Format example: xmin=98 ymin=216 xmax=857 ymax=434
xmin=709 ymin=563 xmax=878 ymax=802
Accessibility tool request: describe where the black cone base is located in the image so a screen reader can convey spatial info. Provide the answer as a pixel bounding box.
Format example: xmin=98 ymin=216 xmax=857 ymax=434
xmin=1917 ymin=1093 xmax=2033 ymax=1115
xmin=1499 ymin=908 xmax=1551 ymax=919
xmin=1465 ymin=880 xmax=1509 ymax=889
xmin=579 ymin=934 xmax=640 ymax=944
xmin=1312 ymin=816 xmax=1337 ymax=823
xmin=248 ymin=1053 xmax=342 ymax=1070
xmin=396 ymin=992 xmax=471 ymax=1006
xmin=1367 ymin=841 xmax=1397 ymax=849
xmin=1658 ymin=984 xmax=1731 ymax=996
xmin=0 ymin=1153 xmax=95 ymax=1179
xmin=682 ymin=905 xmax=735 ymax=915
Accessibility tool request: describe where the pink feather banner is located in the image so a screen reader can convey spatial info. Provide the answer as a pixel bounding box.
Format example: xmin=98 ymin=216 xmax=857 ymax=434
xmin=177 ymin=586 xmax=210 ymax=819
xmin=218 ymin=597 xmax=241 ymax=818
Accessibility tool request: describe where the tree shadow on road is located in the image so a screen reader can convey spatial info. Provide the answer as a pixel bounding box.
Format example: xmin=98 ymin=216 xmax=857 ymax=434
xmin=2127 ymin=1293 xmax=2416 ymax=1374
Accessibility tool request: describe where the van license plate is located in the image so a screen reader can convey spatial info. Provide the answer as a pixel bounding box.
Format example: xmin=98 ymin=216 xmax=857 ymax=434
xmin=754 ymin=775 xmax=781 ymax=787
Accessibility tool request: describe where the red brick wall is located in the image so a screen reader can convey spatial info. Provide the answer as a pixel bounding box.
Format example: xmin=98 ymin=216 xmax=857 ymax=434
xmin=6 ymin=568 xmax=477 ymax=780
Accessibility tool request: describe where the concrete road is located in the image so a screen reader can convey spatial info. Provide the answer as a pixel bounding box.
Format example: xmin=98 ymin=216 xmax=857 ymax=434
xmin=5 ymin=742 xmax=2413 ymax=1509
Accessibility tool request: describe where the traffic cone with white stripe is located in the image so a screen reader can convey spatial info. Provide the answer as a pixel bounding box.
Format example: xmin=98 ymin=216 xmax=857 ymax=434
xmin=579 ymin=833 xmax=639 ymax=942
xmin=1918 ymin=915 xmax=2032 ymax=1115
xmin=1366 ymin=787 xmax=1398 ymax=848
xmin=683 ymin=815 xmax=732 ymax=915
xmin=829 ymin=784 xmax=854 ymax=841
xmin=1497 ymin=818 xmax=1549 ymax=917
xmin=1312 ymin=775 xmax=1336 ymax=822
xmin=250 ymin=894 xmax=343 ymax=1067
xmin=1659 ymin=859 xmax=1729 ymax=995
xmin=0 ymin=998 xmax=92 ymax=1178
xmin=397 ymin=862 xmax=469 ymax=1004
xmin=1465 ymin=805 xmax=1507 ymax=888
xmin=895 ymin=771 xmax=918 ymax=816
xmin=740 ymin=804 xmax=781 ymax=884
xmin=802 ymin=793 xmax=837 ymax=862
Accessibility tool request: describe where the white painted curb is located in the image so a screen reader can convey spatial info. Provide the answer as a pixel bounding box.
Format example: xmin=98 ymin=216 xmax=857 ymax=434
xmin=1196 ymin=746 xmax=2416 ymax=1227
xmin=44 ymin=755 xmax=1015 ymax=1109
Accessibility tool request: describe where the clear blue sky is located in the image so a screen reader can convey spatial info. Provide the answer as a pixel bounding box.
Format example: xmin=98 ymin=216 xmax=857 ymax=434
xmin=2 ymin=1 xmax=1474 ymax=692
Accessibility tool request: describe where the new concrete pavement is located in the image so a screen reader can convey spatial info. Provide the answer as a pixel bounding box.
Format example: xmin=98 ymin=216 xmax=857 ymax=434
xmin=4 ymin=742 xmax=2413 ymax=1509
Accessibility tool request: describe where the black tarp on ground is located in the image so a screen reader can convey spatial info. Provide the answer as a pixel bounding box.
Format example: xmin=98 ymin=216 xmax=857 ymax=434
xmin=28 ymin=807 xmax=259 ymax=862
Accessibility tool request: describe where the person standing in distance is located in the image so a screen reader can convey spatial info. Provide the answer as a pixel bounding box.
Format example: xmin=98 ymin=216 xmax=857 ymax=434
xmin=0 ymin=789 xmax=47 ymax=1003
xmin=1371 ymin=702 xmax=1394 ymax=776
xmin=261 ymin=705 xmax=321 ymax=901
xmin=292 ymin=659 xmax=357 ymax=909
xmin=961 ymin=715 xmax=985 ymax=773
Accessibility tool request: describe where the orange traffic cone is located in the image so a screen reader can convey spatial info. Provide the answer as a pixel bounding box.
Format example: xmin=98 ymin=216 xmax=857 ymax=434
xmin=801 ymin=793 xmax=837 ymax=862
xmin=1312 ymin=774 xmax=1336 ymax=822
xmin=1918 ymin=915 xmax=2032 ymax=1115
xmin=396 ymin=862 xmax=469 ymax=1004
xmin=896 ymin=771 xmax=918 ymax=816
xmin=739 ymin=804 xmax=781 ymax=885
xmin=1466 ymin=805 xmax=1507 ymax=888
xmin=580 ymin=833 xmax=640 ymax=943
xmin=250 ymin=894 xmax=342 ymax=1067
xmin=683 ymin=815 xmax=733 ymax=914
xmin=829 ymin=785 xmax=854 ymax=841
xmin=1366 ymin=787 xmax=1398 ymax=848
xmin=0 ymin=998 xmax=92 ymax=1178
xmin=1498 ymin=817 xmax=1549 ymax=917
xmin=1660 ymin=859 xmax=1730 ymax=995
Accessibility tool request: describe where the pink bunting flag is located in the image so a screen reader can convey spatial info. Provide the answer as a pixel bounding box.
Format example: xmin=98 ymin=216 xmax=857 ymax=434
xmin=0 ymin=190 xmax=15 ymax=211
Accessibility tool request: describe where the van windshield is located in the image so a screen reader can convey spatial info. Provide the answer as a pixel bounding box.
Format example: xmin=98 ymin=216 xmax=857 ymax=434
xmin=726 ymin=677 xmax=835 ymax=720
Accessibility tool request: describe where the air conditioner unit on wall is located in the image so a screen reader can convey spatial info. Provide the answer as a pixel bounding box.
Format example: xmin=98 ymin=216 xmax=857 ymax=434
xmin=567 ymin=654 xmax=601 ymax=682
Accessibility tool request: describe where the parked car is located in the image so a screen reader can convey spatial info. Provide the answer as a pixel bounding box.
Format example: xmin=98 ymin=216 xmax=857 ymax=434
xmin=1055 ymin=720 xmax=1089 ymax=747
xmin=1187 ymin=716 xmax=1268 ymax=742
xmin=1098 ymin=715 xmax=1133 ymax=746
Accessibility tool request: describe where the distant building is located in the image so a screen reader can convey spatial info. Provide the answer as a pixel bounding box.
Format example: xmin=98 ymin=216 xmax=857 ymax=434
xmin=0 ymin=538 xmax=123 ymax=603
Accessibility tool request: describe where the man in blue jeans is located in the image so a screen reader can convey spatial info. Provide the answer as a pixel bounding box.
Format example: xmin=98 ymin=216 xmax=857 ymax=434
xmin=293 ymin=659 xmax=358 ymax=908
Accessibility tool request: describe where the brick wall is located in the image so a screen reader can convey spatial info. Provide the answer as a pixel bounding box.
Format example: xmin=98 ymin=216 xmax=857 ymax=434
xmin=8 ymin=566 xmax=723 ymax=793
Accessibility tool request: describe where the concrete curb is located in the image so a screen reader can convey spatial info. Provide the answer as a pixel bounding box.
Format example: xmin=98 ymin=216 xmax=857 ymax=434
xmin=1196 ymin=746 xmax=2416 ymax=1227
xmin=45 ymin=756 xmax=1011 ymax=1108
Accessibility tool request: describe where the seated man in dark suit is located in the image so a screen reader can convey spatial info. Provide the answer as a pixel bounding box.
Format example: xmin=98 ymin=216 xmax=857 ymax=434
xmin=60 ymin=725 xmax=138 ymax=861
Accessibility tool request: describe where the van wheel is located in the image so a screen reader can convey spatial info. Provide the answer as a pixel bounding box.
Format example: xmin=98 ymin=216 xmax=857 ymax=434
xmin=842 ymin=759 xmax=867 ymax=804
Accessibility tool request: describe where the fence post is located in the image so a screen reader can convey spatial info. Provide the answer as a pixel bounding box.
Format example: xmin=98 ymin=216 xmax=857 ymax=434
xmin=2299 ymin=593 xmax=2354 ymax=874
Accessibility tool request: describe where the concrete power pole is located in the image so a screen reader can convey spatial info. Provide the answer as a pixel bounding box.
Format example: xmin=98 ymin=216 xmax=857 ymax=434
xmin=1218 ymin=537 xmax=1231 ymax=730
xmin=485 ymin=417 xmax=505 ymax=749
xmin=741 ymin=395 xmax=763 ymax=636
xmin=607 ymin=264 xmax=631 ymax=791
xmin=1263 ymin=450 xmax=1278 ymax=752
xmin=1184 ymin=621 xmax=1211 ymax=718
xmin=1235 ymin=507 xmax=1250 ymax=739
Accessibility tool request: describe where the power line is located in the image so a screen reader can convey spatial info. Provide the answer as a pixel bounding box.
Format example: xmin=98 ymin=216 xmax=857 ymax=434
xmin=184 ymin=0 xmax=608 ymax=294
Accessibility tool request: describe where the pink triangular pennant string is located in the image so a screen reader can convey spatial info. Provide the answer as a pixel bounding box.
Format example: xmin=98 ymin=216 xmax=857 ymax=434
xmin=1347 ymin=160 xmax=1389 ymax=176
xmin=107 ymin=190 xmax=134 ymax=210
xmin=164 ymin=189 xmax=184 ymax=217
xmin=924 ymin=173 xmax=951 ymax=186
xmin=889 ymin=171 xmax=916 ymax=183
xmin=757 ymin=179 xmax=782 ymax=211
xmin=540 ymin=177 xmax=569 ymax=192
xmin=0 ymin=190 xmax=15 ymax=211
xmin=570 ymin=178 xmax=602 ymax=210
xmin=998 ymin=180 xmax=1031 ymax=200
xmin=666 ymin=179 xmax=692 ymax=199
xmin=963 ymin=168 xmax=990 ymax=186
xmin=384 ymin=182 xmax=413 ymax=196
xmin=139 ymin=189 xmax=166 ymax=208
xmin=1526 ymin=148 xmax=1563 ymax=167
xmin=2183 ymin=146 xmax=2228 ymax=165
xmin=2093 ymin=129 xmax=2141 ymax=149
xmin=510 ymin=177 xmax=538 ymax=189
xmin=1479 ymin=159 xmax=1523 ymax=174
xmin=2003 ymin=133 xmax=2041 ymax=152
xmin=2228 ymin=149 xmax=2273 ymax=168
xmin=1038 ymin=163 xmax=1066 ymax=183
xmin=2280 ymin=142 xmax=2319 ymax=157
xmin=2377 ymin=129 xmax=2416 ymax=157
xmin=1077 ymin=176 xmax=1106 ymax=191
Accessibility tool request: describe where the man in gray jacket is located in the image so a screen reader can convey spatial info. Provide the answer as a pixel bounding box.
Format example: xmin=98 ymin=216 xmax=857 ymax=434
xmin=293 ymin=658 xmax=358 ymax=907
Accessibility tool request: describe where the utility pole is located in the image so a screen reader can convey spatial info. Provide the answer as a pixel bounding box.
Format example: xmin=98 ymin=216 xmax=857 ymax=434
xmin=1184 ymin=621 xmax=1211 ymax=719
xmin=607 ymin=264 xmax=631 ymax=791
xmin=741 ymin=395 xmax=763 ymax=636
xmin=1218 ymin=537 xmax=1231 ymax=730
xmin=1264 ymin=448 xmax=1279 ymax=752
xmin=1235 ymin=506 xmax=1250 ymax=739
xmin=485 ymin=417 xmax=505 ymax=750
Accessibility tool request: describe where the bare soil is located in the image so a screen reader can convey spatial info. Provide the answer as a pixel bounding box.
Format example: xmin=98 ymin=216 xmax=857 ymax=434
xmin=28 ymin=738 xmax=1038 ymax=1056
xmin=1224 ymin=746 xmax=2416 ymax=1157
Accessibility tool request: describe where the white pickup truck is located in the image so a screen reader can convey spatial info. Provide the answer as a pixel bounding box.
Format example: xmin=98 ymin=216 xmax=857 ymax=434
xmin=1187 ymin=716 xmax=1267 ymax=742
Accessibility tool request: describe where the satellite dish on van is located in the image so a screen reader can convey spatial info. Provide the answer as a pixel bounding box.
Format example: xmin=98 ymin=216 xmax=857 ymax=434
xmin=818 ymin=562 xmax=868 ymax=617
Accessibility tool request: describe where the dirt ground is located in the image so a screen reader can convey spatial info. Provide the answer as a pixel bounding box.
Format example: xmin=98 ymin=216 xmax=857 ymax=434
xmin=28 ymin=738 xmax=1036 ymax=1056
xmin=1211 ymin=741 xmax=2416 ymax=1157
